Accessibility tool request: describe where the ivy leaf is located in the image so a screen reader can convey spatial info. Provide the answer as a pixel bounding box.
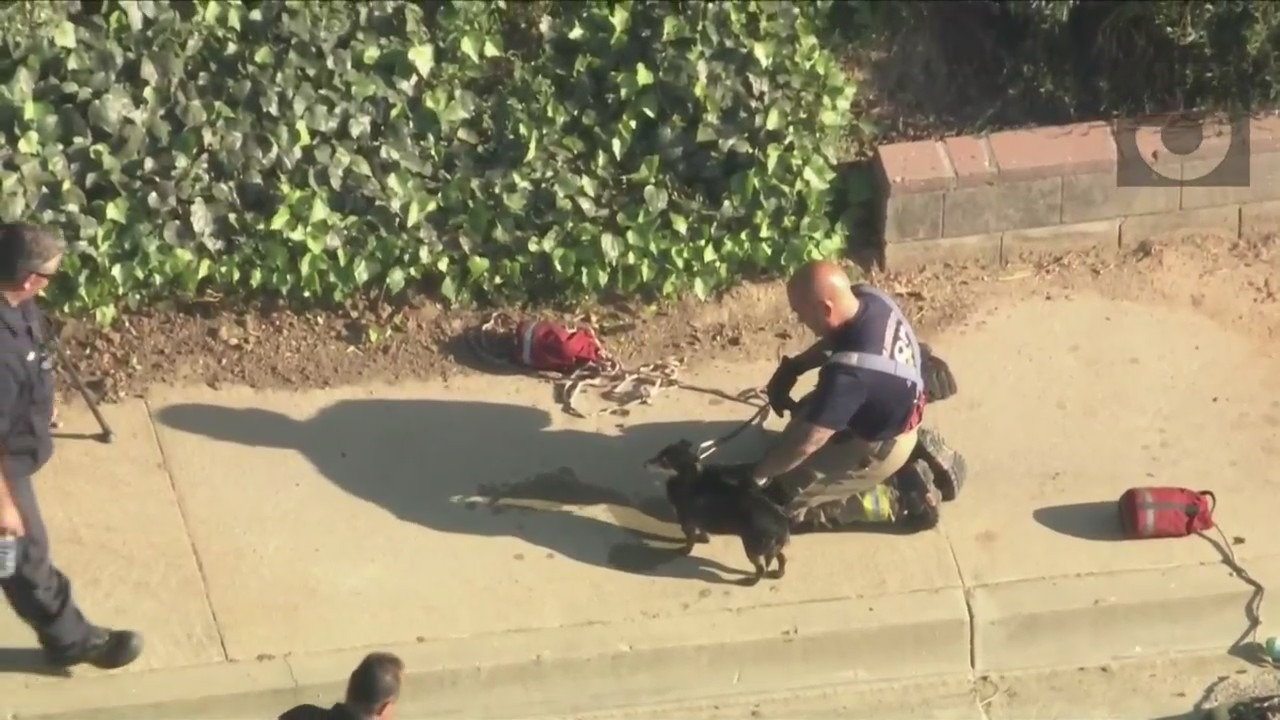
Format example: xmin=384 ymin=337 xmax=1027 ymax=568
xmin=53 ymin=21 xmax=77 ymax=49
xmin=765 ymin=107 xmax=783 ymax=131
xmin=105 ymin=198 xmax=128 ymax=224
xmin=670 ymin=213 xmax=688 ymax=235
xmin=386 ymin=267 xmax=407 ymax=294
xmin=636 ymin=62 xmax=654 ymax=87
xmin=441 ymin=276 xmax=458 ymax=303
xmin=408 ymin=45 xmax=435 ymax=78
xmin=460 ymin=35 xmax=481 ymax=63
xmin=0 ymin=194 xmax=26 ymax=222
xmin=600 ymin=233 xmax=623 ymax=263
xmin=693 ymin=276 xmax=708 ymax=301
xmin=467 ymin=256 xmax=490 ymax=277
xmin=17 ymin=132 xmax=39 ymax=155
xmin=643 ymin=185 xmax=669 ymax=212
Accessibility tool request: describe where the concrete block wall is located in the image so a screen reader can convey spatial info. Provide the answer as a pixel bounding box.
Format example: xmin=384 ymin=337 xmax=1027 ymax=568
xmin=874 ymin=116 xmax=1280 ymax=270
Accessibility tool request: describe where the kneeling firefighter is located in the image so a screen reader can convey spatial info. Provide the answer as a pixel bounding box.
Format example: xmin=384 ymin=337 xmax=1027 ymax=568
xmin=745 ymin=260 xmax=966 ymax=533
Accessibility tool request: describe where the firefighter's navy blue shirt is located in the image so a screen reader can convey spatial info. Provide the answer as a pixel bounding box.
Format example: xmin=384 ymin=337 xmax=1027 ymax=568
xmin=800 ymin=287 xmax=921 ymax=442
xmin=0 ymin=299 xmax=55 ymax=477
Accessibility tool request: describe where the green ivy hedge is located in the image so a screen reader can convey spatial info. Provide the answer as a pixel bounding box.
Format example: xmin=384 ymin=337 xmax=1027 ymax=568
xmin=0 ymin=0 xmax=859 ymax=324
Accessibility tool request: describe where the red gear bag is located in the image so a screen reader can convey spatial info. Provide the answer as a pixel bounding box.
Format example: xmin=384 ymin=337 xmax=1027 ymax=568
xmin=511 ymin=320 xmax=605 ymax=374
xmin=1117 ymin=487 xmax=1217 ymax=539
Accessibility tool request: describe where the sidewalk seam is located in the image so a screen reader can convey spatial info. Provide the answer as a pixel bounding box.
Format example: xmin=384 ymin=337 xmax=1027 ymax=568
xmin=143 ymin=398 xmax=231 ymax=663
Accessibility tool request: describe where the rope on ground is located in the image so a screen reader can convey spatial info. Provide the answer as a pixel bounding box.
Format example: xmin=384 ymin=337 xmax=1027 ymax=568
xmin=1199 ymin=523 xmax=1275 ymax=670
xmin=465 ymin=312 xmax=767 ymax=419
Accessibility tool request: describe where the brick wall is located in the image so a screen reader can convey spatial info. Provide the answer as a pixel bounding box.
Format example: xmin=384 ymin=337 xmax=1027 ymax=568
xmin=874 ymin=116 xmax=1280 ymax=269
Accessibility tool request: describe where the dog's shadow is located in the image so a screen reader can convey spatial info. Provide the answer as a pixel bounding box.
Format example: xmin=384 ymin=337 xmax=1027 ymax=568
xmin=154 ymin=398 xmax=776 ymax=585
xmin=461 ymin=466 xmax=755 ymax=584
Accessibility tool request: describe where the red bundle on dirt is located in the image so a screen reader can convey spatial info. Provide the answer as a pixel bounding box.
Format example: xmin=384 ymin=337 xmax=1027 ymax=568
xmin=511 ymin=319 xmax=605 ymax=374
xmin=1117 ymin=487 xmax=1217 ymax=539
xmin=467 ymin=312 xmax=694 ymax=418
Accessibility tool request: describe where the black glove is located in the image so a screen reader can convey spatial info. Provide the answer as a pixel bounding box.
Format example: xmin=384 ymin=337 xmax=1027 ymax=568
xmin=920 ymin=343 xmax=958 ymax=402
xmin=766 ymin=355 xmax=803 ymax=417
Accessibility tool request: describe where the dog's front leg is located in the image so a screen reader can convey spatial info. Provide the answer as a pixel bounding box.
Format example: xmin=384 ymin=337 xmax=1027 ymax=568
xmin=771 ymin=551 xmax=787 ymax=579
xmin=679 ymin=523 xmax=704 ymax=554
xmin=671 ymin=505 xmax=700 ymax=553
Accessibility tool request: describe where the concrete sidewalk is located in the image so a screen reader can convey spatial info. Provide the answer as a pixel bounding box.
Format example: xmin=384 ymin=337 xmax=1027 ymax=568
xmin=2 ymin=291 xmax=1279 ymax=719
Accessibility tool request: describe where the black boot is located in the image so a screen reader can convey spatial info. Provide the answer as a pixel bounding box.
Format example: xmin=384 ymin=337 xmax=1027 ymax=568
xmin=46 ymin=627 xmax=143 ymax=670
xmin=913 ymin=427 xmax=967 ymax=502
xmin=889 ymin=460 xmax=941 ymax=531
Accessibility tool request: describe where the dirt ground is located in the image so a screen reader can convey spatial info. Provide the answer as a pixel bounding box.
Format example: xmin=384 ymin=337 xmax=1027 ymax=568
xmin=49 ymin=231 xmax=1280 ymax=407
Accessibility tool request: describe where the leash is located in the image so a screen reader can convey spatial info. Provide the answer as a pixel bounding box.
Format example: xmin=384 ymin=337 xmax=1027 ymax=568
xmin=695 ymin=399 xmax=771 ymax=461
xmin=1191 ymin=516 xmax=1278 ymax=719
xmin=1197 ymin=515 xmax=1274 ymax=669
xmin=40 ymin=313 xmax=114 ymax=443
xmin=466 ymin=312 xmax=767 ymax=418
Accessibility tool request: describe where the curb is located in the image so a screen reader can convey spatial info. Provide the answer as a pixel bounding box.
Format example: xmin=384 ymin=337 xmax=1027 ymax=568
xmin=9 ymin=555 xmax=1277 ymax=718
xmin=531 ymin=650 xmax=1279 ymax=720
xmin=971 ymin=553 xmax=1280 ymax=675
xmin=10 ymin=589 xmax=970 ymax=720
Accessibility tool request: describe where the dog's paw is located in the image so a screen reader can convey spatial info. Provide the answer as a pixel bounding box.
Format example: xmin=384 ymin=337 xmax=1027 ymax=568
xmin=738 ymin=574 xmax=764 ymax=587
xmin=680 ymin=542 xmax=696 ymax=555
xmin=694 ymin=531 xmax=711 ymax=544
xmin=768 ymin=567 xmax=786 ymax=580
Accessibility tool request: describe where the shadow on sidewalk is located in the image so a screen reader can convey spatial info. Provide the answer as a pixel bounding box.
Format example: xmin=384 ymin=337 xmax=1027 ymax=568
xmin=0 ymin=648 xmax=70 ymax=677
xmin=1032 ymin=501 xmax=1128 ymax=541
xmin=154 ymin=398 xmax=774 ymax=584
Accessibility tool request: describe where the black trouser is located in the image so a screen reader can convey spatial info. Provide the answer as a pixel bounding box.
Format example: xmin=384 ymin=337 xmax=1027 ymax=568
xmin=0 ymin=474 xmax=93 ymax=653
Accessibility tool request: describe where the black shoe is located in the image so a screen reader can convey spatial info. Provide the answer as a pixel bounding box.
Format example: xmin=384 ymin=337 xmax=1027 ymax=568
xmin=890 ymin=460 xmax=941 ymax=531
xmin=914 ymin=427 xmax=967 ymax=502
xmin=47 ymin=627 xmax=143 ymax=670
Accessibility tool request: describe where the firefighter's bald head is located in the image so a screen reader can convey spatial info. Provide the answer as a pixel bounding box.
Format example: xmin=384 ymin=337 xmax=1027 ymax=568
xmin=786 ymin=260 xmax=859 ymax=337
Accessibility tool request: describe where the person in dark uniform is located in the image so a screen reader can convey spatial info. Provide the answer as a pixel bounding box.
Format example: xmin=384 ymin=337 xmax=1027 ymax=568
xmin=0 ymin=223 xmax=142 ymax=669
xmin=279 ymin=651 xmax=405 ymax=720
xmin=749 ymin=260 xmax=967 ymax=533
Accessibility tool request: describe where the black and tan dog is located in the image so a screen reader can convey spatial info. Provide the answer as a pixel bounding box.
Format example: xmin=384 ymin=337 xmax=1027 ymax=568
xmin=644 ymin=440 xmax=790 ymax=585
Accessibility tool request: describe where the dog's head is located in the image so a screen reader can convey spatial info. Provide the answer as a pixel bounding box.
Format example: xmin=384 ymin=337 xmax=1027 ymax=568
xmin=644 ymin=439 xmax=701 ymax=479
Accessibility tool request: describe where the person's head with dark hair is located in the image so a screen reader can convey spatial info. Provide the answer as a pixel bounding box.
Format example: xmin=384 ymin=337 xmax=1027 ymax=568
xmin=0 ymin=222 xmax=65 ymax=306
xmin=344 ymin=652 xmax=404 ymax=719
